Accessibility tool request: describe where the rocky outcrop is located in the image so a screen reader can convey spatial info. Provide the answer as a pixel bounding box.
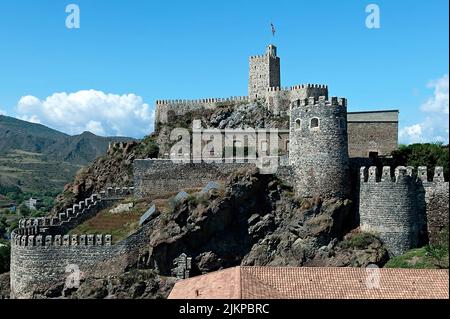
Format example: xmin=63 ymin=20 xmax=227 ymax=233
xmin=207 ymin=102 xmax=289 ymax=130
xmin=142 ymin=167 xmax=388 ymax=276
xmin=17 ymin=270 xmax=176 ymax=299
xmin=51 ymin=137 xmax=159 ymax=216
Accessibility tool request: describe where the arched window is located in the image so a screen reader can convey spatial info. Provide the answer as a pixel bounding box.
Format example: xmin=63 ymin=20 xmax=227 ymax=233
xmin=295 ymin=118 xmax=301 ymax=130
xmin=310 ymin=118 xmax=320 ymax=129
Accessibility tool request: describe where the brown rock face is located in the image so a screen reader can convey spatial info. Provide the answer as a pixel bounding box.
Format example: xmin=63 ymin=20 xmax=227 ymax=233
xmin=139 ymin=168 xmax=388 ymax=277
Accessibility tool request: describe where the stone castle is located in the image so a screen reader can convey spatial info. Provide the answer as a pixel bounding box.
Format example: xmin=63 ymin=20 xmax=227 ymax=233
xmin=9 ymin=45 xmax=449 ymax=298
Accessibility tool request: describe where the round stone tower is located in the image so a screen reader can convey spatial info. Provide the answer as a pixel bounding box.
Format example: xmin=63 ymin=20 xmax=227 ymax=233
xmin=359 ymin=166 xmax=419 ymax=256
xmin=289 ymin=96 xmax=350 ymax=198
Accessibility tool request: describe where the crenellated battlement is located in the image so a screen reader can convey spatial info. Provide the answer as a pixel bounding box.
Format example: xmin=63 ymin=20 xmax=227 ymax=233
xmin=156 ymin=96 xmax=248 ymax=106
xmin=249 ymin=54 xmax=270 ymax=59
xmin=290 ymin=84 xmax=328 ymax=90
xmin=15 ymin=187 xmax=134 ymax=236
xmin=359 ymin=165 xmax=448 ymax=256
xmin=360 ymin=166 xmax=447 ymax=183
xmin=11 ymin=233 xmax=112 ymax=247
xmin=291 ymin=96 xmax=347 ymax=108
xmin=267 ymin=86 xmax=289 ymax=92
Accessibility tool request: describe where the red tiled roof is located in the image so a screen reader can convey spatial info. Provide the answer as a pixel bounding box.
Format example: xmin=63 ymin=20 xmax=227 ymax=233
xmin=168 ymin=266 xmax=449 ymax=299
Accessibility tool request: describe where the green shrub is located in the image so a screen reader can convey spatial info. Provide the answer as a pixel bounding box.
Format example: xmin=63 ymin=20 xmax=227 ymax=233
xmin=342 ymin=232 xmax=377 ymax=250
xmin=137 ymin=135 xmax=160 ymax=159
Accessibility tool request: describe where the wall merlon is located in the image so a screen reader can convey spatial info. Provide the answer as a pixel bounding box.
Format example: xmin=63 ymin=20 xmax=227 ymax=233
xmin=361 ymin=166 xmax=422 ymax=184
xmin=381 ymin=166 xmax=392 ymax=182
xmin=12 ymin=231 xmax=114 ymax=247
xmin=434 ymin=167 xmax=445 ymax=182
xmin=395 ymin=166 xmax=408 ymax=182
xmin=418 ymin=166 xmax=428 ymax=182
xmin=406 ymin=166 xmax=414 ymax=177
xmin=290 ymin=97 xmax=347 ymax=109
xmin=66 ymin=208 xmax=73 ymax=217
xmin=368 ymin=166 xmax=378 ymax=182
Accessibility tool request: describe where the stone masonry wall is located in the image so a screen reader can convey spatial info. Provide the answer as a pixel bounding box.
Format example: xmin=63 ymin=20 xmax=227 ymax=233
xmin=10 ymin=220 xmax=155 ymax=299
xmin=133 ymin=159 xmax=256 ymax=198
xmin=289 ymin=96 xmax=350 ymax=198
xmin=418 ymin=167 xmax=449 ymax=246
xmin=347 ymin=122 xmax=398 ymax=157
xmin=9 ymin=187 xmax=144 ymax=299
xmin=248 ymin=45 xmax=280 ymax=99
xmin=359 ymin=166 xmax=419 ymax=256
xmin=155 ymin=96 xmax=249 ymax=125
xmin=265 ymin=84 xmax=329 ymax=116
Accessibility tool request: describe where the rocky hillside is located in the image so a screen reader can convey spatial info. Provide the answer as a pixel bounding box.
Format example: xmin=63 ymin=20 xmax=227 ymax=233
xmin=0 ymin=166 xmax=388 ymax=299
xmin=143 ymin=167 xmax=388 ymax=275
xmin=51 ymin=136 xmax=159 ymax=215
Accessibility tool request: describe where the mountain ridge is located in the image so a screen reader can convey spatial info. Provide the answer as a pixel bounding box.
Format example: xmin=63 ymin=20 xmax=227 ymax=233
xmin=0 ymin=115 xmax=134 ymax=165
xmin=0 ymin=115 xmax=135 ymax=194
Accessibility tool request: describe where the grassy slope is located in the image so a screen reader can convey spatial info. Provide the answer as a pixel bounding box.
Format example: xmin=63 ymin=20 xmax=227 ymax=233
xmin=68 ymin=198 xmax=148 ymax=244
xmin=385 ymin=228 xmax=449 ymax=269
xmin=0 ymin=149 xmax=81 ymax=194
xmin=385 ymin=246 xmax=449 ymax=269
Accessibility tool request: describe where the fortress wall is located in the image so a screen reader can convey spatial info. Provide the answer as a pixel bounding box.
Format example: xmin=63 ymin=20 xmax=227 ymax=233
xmin=133 ymin=159 xmax=255 ymax=198
xmin=359 ymin=166 xmax=419 ymax=256
xmin=10 ymin=220 xmax=155 ymax=299
xmin=10 ymin=234 xmax=119 ymax=299
xmin=418 ymin=167 xmax=449 ymax=246
xmin=426 ymin=181 xmax=449 ymax=246
xmin=10 ymin=187 xmax=138 ymax=299
xmin=155 ymin=96 xmax=249 ymax=125
xmin=347 ymin=122 xmax=398 ymax=157
xmin=16 ymin=187 xmax=134 ymax=237
xmin=289 ymin=84 xmax=329 ymax=102
xmin=265 ymin=87 xmax=290 ymax=116
xmin=264 ymin=84 xmax=329 ymax=116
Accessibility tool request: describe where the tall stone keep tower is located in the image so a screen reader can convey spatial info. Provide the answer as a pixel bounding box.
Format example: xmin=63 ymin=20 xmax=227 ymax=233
xmin=289 ymin=96 xmax=350 ymax=199
xmin=249 ymin=44 xmax=280 ymax=100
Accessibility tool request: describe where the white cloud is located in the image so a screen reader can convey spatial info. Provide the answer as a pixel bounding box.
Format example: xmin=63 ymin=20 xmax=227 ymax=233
xmin=16 ymin=90 xmax=154 ymax=138
xmin=421 ymin=74 xmax=449 ymax=114
xmin=0 ymin=109 xmax=6 ymax=116
xmin=400 ymin=74 xmax=449 ymax=144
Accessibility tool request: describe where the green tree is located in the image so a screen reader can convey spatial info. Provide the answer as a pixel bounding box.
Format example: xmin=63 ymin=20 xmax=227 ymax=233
xmin=17 ymin=203 xmax=31 ymax=217
xmin=137 ymin=135 xmax=160 ymax=158
xmin=392 ymin=143 xmax=449 ymax=180
xmin=0 ymin=217 xmax=7 ymax=238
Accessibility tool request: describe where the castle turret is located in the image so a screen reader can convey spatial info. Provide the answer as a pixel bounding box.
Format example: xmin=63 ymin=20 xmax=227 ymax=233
xmin=359 ymin=166 xmax=419 ymax=256
xmin=249 ymin=44 xmax=281 ymax=99
xmin=289 ymin=96 xmax=350 ymax=198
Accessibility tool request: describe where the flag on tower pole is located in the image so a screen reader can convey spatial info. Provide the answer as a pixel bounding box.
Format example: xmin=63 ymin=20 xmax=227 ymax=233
xmin=271 ymin=23 xmax=276 ymax=36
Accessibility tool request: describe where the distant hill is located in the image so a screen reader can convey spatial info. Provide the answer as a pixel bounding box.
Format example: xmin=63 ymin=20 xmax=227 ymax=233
xmin=0 ymin=115 xmax=135 ymax=194
xmin=0 ymin=115 xmax=133 ymax=165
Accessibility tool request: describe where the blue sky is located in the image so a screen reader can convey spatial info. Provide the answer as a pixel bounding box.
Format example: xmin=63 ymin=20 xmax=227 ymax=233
xmin=0 ymin=0 xmax=448 ymax=142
